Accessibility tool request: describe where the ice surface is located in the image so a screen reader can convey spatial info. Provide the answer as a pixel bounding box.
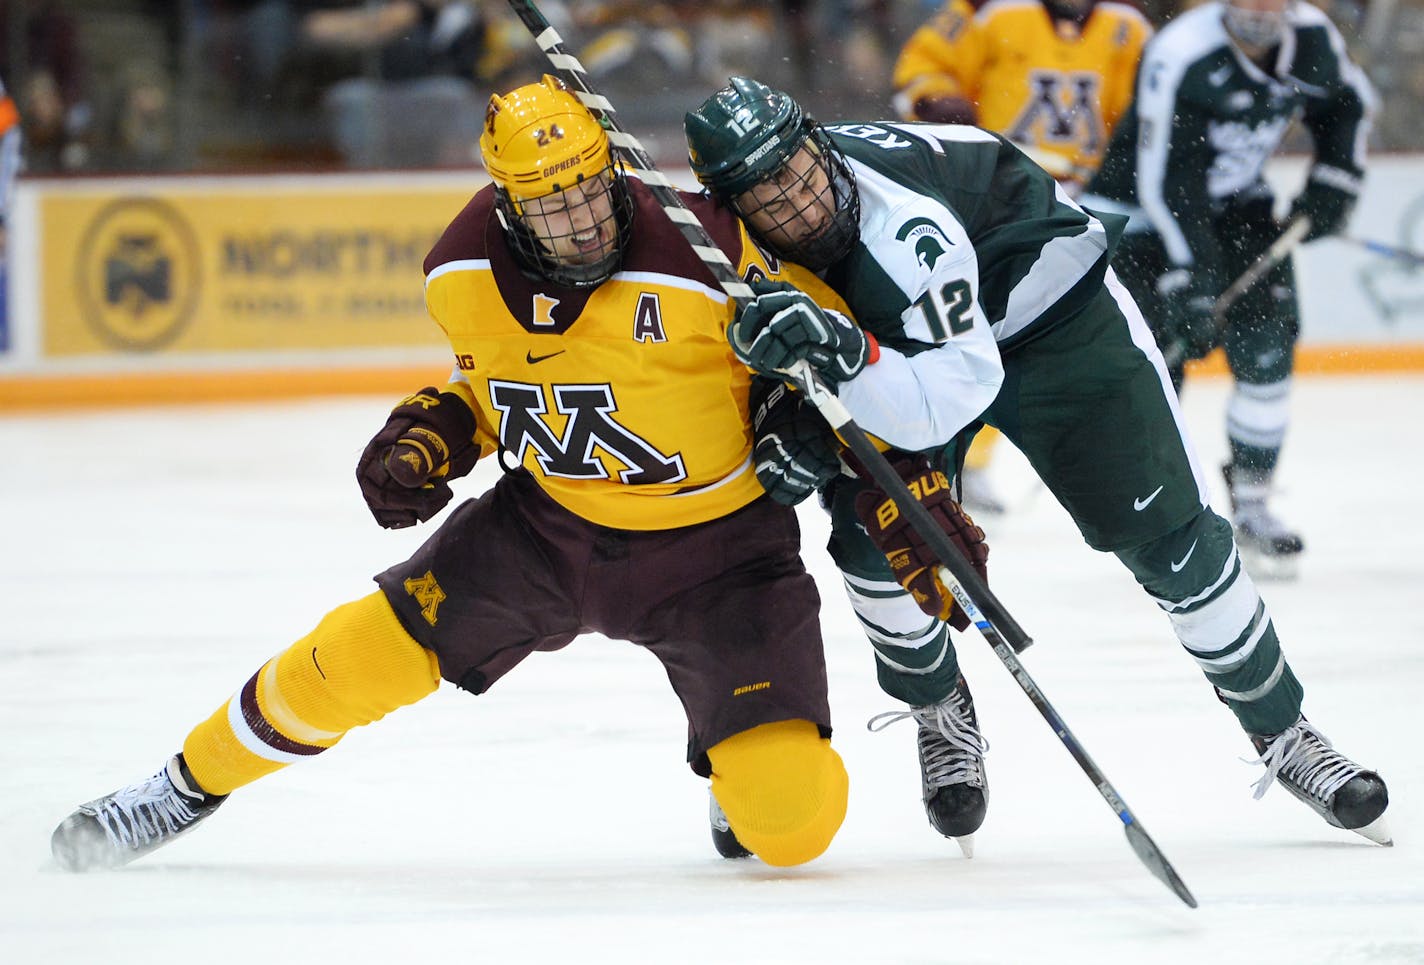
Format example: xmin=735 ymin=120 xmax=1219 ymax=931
xmin=2 ymin=376 xmax=1421 ymax=963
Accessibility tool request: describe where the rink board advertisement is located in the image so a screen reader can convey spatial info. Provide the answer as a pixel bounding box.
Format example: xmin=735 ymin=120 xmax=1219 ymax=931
xmin=35 ymin=181 xmax=471 ymax=357
xmin=1 ymin=159 xmax=1422 ymax=402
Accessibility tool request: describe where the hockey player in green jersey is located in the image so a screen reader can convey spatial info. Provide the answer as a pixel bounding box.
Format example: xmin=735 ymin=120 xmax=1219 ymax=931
xmin=1080 ymin=0 xmax=1374 ymax=573
xmin=684 ymin=75 xmax=1390 ymax=851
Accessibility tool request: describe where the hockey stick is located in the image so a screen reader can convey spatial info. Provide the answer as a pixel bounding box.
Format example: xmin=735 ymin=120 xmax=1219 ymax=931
xmin=497 ymin=0 xmax=1029 ymax=653
xmin=1343 ymin=235 xmax=1424 ymax=267
xmin=504 ymin=0 xmax=1196 ymax=908
xmin=1162 ymin=217 xmax=1311 ymax=370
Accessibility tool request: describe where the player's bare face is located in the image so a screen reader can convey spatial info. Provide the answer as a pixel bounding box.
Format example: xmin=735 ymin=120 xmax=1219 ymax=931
xmin=735 ymin=145 xmax=837 ymax=256
xmin=522 ymin=170 xmax=618 ymax=266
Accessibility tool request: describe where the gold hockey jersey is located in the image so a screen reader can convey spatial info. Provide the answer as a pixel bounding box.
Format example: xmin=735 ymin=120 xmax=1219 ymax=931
xmin=893 ymin=0 xmax=1152 ymax=182
xmin=423 ymin=178 xmax=849 ymax=531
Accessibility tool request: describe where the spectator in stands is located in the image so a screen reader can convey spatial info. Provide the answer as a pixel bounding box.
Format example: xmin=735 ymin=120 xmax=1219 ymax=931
xmin=1 ymin=0 xmax=93 ymax=172
xmin=296 ymin=0 xmax=514 ymax=167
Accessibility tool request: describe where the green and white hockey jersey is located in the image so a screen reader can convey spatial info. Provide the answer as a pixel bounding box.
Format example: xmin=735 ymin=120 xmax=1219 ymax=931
xmin=1084 ymin=0 xmax=1372 ymax=271
xmin=821 ymin=122 xmax=1120 ymax=452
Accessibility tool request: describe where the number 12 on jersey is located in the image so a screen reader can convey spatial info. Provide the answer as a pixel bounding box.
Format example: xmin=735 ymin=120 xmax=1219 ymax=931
xmin=913 ymin=279 xmax=974 ymax=341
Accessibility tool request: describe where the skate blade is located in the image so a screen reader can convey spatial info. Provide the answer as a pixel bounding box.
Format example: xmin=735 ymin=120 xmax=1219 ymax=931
xmin=954 ymin=833 xmax=975 ymax=858
xmin=1350 ymin=813 xmax=1393 ymax=847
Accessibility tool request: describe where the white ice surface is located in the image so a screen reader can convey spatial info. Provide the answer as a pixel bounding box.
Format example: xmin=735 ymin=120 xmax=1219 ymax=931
xmin=1 ymin=376 xmax=1421 ymax=964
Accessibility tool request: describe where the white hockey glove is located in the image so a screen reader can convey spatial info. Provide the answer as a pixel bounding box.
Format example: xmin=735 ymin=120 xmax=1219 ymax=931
xmin=729 ymin=280 xmax=872 ymax=388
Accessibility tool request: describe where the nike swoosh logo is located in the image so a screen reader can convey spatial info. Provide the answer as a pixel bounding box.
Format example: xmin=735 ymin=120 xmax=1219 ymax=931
xmin=1133 ymin=485 xmax=1164 ymax=511
xmin=526 ymin=350 xmax=566 ymax=364
xmin=1171 ymin=539 xmax=1198 ymax=573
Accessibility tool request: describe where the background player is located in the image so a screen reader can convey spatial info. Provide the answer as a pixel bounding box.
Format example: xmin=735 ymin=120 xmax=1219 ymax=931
xmin=1081 ymin=0 xmax=1374 ymax=575
xmin=891 ymin=0 xmax=1153 ymax=513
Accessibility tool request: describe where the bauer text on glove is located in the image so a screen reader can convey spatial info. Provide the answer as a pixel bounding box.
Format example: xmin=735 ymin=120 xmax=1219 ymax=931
xmin=356 ymin=387 xmax=482 ymax=529
xmin=853 ymin=454 xmax=989 ymax=631
xmin=749 ymin=377 xmax=843 ymax=505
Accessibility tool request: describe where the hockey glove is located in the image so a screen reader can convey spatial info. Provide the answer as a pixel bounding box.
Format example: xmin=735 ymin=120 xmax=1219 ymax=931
xmin=749 ymin=377 xmax=843 ymax=506
xmin=853 ymin=454 xmax=989 ymax=631
xmin=1157 ymin=268 xmax=1219 ymax=362
xmin=356 ymin=387 xmax=482 ymax=529
xmin=730 ymin=279 xmax=872 ymax=388
xmin=911 ymin=94 xmax=977 ymax=125
xmin=1289 ymin=175 xmax=1357 ymax=242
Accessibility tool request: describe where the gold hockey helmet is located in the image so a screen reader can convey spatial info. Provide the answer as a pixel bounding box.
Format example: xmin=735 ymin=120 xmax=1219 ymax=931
xmin=480 ymin=75 xmax=631 ymax=287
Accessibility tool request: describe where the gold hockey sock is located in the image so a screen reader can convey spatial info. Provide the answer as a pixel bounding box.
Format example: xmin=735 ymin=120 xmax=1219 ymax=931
xmin=963 ymin=426 xmax=1000 ymax=471
xmin=182 ymin=591 xmax=440 ymax=796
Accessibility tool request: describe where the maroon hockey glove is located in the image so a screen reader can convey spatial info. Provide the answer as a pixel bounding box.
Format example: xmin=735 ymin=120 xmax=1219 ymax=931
xmin=911 ymin=94 xmax=977 ymax=125
xmin=356 ymin=387 xmax=482 ymax=529
xmin=854 ymin=454 xmax=989 ymax=631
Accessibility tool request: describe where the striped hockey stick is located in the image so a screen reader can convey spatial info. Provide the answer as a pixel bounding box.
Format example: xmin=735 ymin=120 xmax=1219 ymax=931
xmin=503 ymin=0 xmax=1196 ymax=908
xmin=497 ymin=0 xmax=1029 ymax=654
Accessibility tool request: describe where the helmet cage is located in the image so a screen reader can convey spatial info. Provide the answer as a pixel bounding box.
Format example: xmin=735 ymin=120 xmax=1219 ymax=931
xmin=494 ymin=161 xmax=633 ymax=288
xmin=728 ymin=123 xmax=860 ymax=273
xmin=1223 ymin=0 xmax=1289 ymax=49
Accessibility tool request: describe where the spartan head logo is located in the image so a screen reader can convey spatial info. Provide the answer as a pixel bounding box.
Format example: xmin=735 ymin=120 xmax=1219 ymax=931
xmin=895 ymin=217 xmax=953 ymax=271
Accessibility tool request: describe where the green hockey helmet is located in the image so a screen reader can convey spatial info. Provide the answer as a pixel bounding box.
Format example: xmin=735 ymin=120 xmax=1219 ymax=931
xmin=684 ymin=76 xmax=810 ymax=198
xmin=684 ymin=77 xmax=860 ymax=271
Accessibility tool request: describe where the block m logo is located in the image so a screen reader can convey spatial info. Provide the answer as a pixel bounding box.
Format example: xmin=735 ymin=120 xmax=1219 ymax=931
xmin=490 ymin=380 xmax=686 ymax=484
xmin=1007 ymin=71 xmax=1104 ymax=154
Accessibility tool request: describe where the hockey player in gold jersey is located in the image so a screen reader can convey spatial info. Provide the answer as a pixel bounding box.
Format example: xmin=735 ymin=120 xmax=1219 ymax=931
xmin=892 ymin=0 xmax=1152 ymax=513
xmin=50 ymin=75 xmax=851 ymax=872
xmin=894 ymin=0 xmax=1152 ymax=191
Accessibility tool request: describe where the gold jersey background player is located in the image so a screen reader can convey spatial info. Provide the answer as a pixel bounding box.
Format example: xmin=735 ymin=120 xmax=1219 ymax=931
xmin=892 ymin=0 xmax=1152 ymax=513
xmin=893 ymin=0 xmax=1152 ymax=189
xmin=50 ymin=76 xmax=851 ymax=872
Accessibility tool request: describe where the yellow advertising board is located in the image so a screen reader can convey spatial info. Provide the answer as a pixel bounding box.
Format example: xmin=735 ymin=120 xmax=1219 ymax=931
xmin=40 ymin=182 xmax=480 ymax=357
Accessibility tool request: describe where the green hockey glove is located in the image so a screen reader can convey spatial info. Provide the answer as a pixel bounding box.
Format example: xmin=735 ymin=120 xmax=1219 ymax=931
xmin=749 ymin=377 xmax=843 ymax=506
xmin=730 ymin=280 xmax=872 ymax=388
xmin=1157 ymin=268 xmax=1219 ymax=362
xmin=1289 ymin=175 xmax=1357 ymax=242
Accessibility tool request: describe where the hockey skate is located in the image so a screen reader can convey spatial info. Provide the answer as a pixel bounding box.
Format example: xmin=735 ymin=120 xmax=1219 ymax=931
xmin=51 ymin=754 xmax=227 ymax=871
xmin=869 ymin=675 xmax=988 ymax=857
xmin=1249 ymin=716 xmax=1391 ymax=846
xmin=1223 ymin=463 xmax=1303 ymax=580
xmin=708 ymin=788 xmax=752 ymax=859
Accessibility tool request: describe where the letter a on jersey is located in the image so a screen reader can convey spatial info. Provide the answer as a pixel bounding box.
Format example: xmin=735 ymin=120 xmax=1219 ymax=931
xmin=632 ymin=292 xmax=668 ymax=343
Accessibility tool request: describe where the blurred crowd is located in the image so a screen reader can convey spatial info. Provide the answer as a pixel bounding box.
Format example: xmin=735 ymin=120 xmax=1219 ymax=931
xmin=1 ymin=0 xmax=1422 ymax=176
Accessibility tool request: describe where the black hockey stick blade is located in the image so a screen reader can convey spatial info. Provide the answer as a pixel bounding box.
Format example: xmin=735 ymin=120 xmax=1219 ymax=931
xmin=1124 ymin=821 xmax=1197 ymax=908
